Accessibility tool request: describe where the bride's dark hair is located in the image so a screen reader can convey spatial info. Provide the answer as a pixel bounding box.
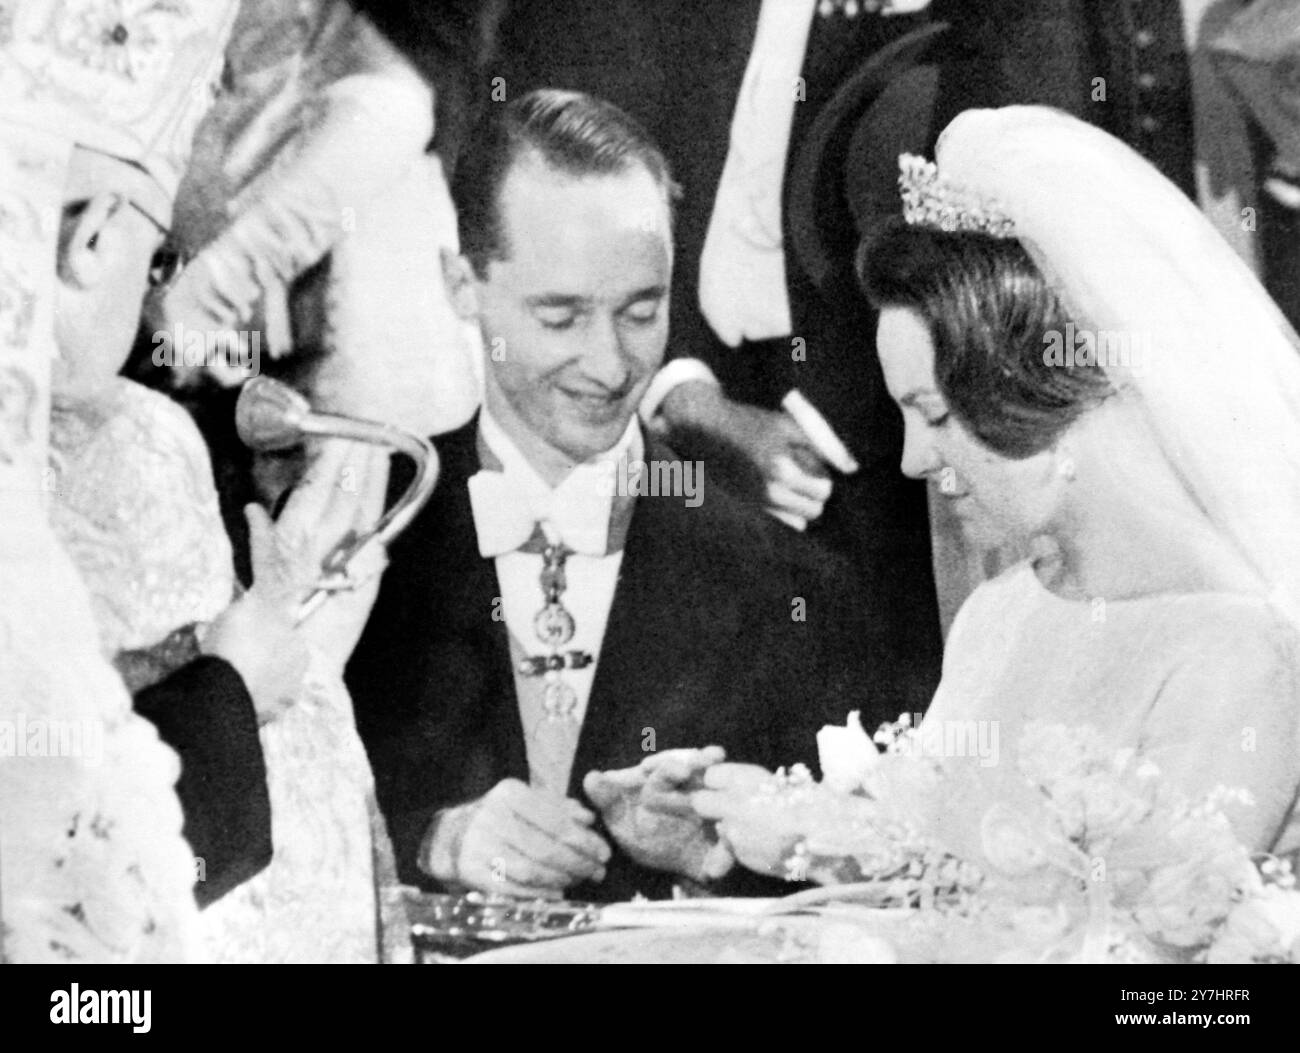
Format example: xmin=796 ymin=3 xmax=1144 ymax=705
xmin=858 ymin=222 xmax=1113 ymax=459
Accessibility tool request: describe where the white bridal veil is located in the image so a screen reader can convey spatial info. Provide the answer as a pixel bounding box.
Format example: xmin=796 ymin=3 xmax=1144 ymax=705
xmin=934 ymin=106 xmax=1300 ymax=627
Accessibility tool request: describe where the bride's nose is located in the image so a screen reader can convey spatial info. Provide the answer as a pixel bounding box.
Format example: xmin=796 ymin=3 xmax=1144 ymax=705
xmin=899 ymin=418 xmax=941 ymax=481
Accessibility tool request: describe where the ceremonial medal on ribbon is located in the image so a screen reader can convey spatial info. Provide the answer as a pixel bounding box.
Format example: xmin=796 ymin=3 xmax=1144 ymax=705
xmin=517 ymin=544 xmax=592 ymax=722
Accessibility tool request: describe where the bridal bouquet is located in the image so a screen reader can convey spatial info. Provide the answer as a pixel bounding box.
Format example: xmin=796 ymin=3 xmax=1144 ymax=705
xmin=758 ymin=715 xmax=1300 ymax=964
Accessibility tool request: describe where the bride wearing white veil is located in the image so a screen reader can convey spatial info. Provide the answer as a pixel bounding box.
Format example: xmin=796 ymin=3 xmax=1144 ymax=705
xmin=697 ymin=105 xmax=1300 ymax=876
xmin=937 ymin=106 xmax=1300 ymax=625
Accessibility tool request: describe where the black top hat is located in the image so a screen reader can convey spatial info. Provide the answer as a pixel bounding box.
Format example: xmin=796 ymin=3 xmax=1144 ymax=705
xmin=787 ymin=21 xmax=951 ymax=293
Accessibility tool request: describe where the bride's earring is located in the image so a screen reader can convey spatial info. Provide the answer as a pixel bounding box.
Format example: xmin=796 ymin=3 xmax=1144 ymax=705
xmin=1056 ymin=447 xmax=1077 ymax=483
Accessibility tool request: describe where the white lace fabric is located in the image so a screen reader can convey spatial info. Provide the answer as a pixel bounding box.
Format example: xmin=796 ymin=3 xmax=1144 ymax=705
xmin=197 ymin=666 xmax=384 ymax=964
xmin=49 ymin=381 xmax=234 ymax=657
xmin=1 ymin=524 xmax=201 ymax=962
xmin=0 ymin=122 xmax=201 ymax=964
xmin=48 ymin=378 xmax=387 ymax=963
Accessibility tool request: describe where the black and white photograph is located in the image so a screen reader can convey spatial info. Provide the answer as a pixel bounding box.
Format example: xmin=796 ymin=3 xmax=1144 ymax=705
xmin=2 ymin=0 xmax=1300 ymax=1010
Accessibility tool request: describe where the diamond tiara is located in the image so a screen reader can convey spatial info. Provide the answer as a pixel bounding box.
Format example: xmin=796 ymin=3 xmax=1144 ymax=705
xmin=898 ymin=154 xmax=1017 ymax=238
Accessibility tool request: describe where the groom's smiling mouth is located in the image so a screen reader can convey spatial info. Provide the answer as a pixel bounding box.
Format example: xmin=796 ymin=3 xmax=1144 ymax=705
xmin=558 ymin=383 xmax=631 ymax=419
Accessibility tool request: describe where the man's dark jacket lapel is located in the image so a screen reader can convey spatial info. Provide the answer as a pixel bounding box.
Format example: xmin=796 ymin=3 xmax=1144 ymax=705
xmin=569 ymin=436 xmax=742 ymax=801
xmin=349 ymin=417 xmax=861 ymax=900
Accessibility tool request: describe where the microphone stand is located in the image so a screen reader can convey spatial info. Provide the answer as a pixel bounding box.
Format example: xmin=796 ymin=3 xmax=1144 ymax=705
xmin=235 ymin=376 xmax=440 ymax=623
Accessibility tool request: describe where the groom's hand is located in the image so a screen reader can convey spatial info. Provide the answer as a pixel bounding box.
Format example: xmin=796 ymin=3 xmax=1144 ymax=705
xmin=584 ymin=747 xmax=734 ymax=882
xmin=421 ymin=779 xmax=611 ymax=900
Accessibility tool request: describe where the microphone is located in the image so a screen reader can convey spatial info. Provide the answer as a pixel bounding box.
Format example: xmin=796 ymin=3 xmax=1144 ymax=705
xmin=235 ymin=376 xmax=440 ymax=622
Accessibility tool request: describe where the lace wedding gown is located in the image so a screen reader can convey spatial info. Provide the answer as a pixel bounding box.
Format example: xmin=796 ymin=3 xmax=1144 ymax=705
xmin=49 ymin=378 xmax=389 ymax=963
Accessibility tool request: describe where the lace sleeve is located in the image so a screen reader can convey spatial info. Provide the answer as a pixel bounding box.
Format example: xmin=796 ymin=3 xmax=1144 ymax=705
xmin=49 ymin=381 xmax=235 ymax=664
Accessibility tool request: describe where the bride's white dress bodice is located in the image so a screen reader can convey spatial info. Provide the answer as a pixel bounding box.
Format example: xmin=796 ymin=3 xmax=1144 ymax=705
xmin=927 ymin=560 xmax=1300 ymax=858
xmin=49 ymin=378 xmax=382 ymax=962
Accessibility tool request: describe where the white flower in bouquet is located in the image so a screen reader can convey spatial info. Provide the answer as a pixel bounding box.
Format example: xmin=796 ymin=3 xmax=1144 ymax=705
xmin=1206 ymin=860 xmax=1300 ymax=963
xmin=1259 ymin=883 xmax=1300 ymax=950
xmin=1122 ymin=832 xmax=1253 ymax=949
xmin=815 ymin=711 xmax=879 ymax=793
xmin=755 ymin=718 xmax=1297 ymax=962
xmin=1208 ymin=891 xmax=1300 ymax=963
xmin=979 ymin=804 xmax=1053 ymax=878
xmin=1008 ymin=903 xmax=1072 ymax=947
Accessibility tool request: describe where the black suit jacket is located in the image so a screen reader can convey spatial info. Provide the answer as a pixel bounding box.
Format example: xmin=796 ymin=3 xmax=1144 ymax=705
xmin=346 ymin=419 xmax=880 ymax=902
xmin=134 ymin=656 xmax=272 ymax=907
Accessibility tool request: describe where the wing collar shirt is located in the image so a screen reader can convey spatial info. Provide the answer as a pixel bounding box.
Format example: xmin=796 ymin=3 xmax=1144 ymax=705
xmin=467 ymin=407 xmax=642 ymax=793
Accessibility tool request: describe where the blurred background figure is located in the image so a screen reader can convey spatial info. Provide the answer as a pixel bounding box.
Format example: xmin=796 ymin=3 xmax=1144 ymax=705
xmin=0 ymin=0 xmax=400 ymax=962
xmin=0 ymin=0 xmax=241 ymax=962
xmin=159 ymin=0 xmax=481 ymax=431
xmin=1212 ymin=0 xmax=1300 ymax=212
xmin=142 ymin=0 xmax=492 ymax=579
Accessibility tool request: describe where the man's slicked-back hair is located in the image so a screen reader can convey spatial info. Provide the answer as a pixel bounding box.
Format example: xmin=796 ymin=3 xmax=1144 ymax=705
xmin=452 ymin=88 xmax=679 ymax=277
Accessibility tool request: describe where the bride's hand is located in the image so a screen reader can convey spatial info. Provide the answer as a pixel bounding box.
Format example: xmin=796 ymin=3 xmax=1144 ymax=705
xmin=692 ymin=764 xmax=827 ymax=880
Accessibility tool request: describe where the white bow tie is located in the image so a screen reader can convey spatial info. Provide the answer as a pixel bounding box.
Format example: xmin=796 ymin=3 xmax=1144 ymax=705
xmin=468 ymin=462 xmax=616 ymax=558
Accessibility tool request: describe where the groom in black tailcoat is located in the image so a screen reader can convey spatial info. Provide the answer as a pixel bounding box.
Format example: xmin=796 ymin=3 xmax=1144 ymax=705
xmin=346 ymin=90 xmax=872 ymax=903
